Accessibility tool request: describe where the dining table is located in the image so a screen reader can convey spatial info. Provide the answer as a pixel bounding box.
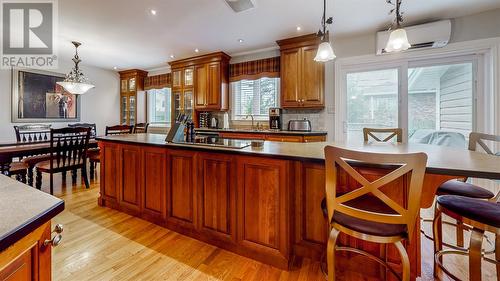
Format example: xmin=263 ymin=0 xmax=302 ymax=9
xmin=0 ymin=139 xmax=98 ymax=175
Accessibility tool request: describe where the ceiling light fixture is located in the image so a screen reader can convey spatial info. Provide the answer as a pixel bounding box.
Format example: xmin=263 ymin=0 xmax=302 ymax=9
xmin=113 ymin=66 xmax=118 ymax=70
xmin=57 ymin=41 xmax=95 ymax=95
xmin=314 ymin=0 xmax=336 ymax=62
xmin=385 ymin=0 xmax=411 ymax=53
xmin=194 ymin=48 xmax=199 ymax=53
xmin=150 ymin=9 xmax=157 ymax=15
xmin=238 ymin=39 xmax=244 ymax=43
xmin=170 ymin=54 xmax=175 ymax=59
xmin=296 ymin=26 xmax=302 ymax=31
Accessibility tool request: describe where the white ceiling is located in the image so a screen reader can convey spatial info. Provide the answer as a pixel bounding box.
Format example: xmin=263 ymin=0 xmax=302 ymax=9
xmin=57 ymin=0 xmax=500 ymax=71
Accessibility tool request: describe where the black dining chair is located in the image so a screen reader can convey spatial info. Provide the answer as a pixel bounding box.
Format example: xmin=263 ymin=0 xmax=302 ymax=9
xmin=133 ymin=123 xmax=149 ymax=134
xmin=35 ymin=127 xmax=91 ymax=195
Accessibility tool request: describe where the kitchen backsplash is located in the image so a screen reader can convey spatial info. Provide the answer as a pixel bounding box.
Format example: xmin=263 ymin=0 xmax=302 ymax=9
xmin=205 ymin=109 xmax=327 ymax=131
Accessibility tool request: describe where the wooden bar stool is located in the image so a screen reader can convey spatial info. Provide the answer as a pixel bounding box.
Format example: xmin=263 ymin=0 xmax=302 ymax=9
xmin=433 ymin=195 xmax=500 ymax=280
xmin=324 ymin=146 xmax=427 ymax=281
xmin=427 ymin=132 xmax=499 ymax=248
xmin=363 ymin=128 xmax=403 ymax=143
xmin=133 ymin=123 xmax=149 ymax=133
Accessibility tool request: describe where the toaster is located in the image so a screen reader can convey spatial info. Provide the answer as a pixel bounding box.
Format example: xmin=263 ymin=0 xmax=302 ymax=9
xmin=288 ymin=118 xmax=312 ymax=132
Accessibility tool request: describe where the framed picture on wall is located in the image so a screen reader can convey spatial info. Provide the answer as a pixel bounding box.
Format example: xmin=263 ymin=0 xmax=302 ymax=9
xmin=11 ymin=68 xmax=81 ymax=122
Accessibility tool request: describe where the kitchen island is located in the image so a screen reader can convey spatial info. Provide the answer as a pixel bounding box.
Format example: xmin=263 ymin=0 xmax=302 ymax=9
xmin=96 ymin=133 xmax=500 ymax=281
xmin=0 ymin=175 xmax=64 ymax=280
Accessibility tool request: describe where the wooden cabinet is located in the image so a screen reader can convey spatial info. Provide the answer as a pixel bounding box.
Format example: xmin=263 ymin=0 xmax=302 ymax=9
xmin=166 ymin=150 xmax=197 ymax=231
xmin=119 ymin=69 xmax=148 ymax=125
xmin=143 ymin=147 xmax=167 ymax=222
xmin=265 ymin=135 xmax=303 ymax=142
xmin=236 ymin=156 xmax=290 ymax=269
xmin=277 ymin=34 xmax=324 ymax=109
xmin=120 ymin=145 xmax=142 ymax=214
xmin=197 ymin=153 xmax=236 ymax=243
xmin=0 ymin=222 xmax=52 ymax=281
xmin=169 ymin=52 xmax=230 ymax=123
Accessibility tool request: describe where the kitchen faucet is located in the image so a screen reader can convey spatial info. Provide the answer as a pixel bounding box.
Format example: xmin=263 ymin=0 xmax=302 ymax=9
xmin=245 ymin=114 xmax=255 ymax=130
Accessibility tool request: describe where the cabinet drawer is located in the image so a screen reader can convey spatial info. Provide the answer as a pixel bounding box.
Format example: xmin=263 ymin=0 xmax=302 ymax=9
xmin=303 ymin=135 xmax=326 ymax=143
xmin=265 ymin=135 xmax=303 ymax=142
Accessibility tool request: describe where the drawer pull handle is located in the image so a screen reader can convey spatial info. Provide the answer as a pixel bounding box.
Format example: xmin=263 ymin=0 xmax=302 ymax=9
xmin=44 ymin=234 xmax=62 ymax=247
xmin=44 ymin=224 xmax=64 ymax=247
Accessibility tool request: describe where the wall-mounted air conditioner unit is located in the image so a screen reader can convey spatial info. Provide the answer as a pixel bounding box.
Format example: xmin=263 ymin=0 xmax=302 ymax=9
xmin=376 ymin=20 xmax=451 ymax=55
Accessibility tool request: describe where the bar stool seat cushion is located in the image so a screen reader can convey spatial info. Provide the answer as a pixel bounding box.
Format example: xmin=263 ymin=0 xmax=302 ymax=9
xmin=437 ymin=180 xmax=494 ymax=199
xmin=321 ymin=196 xmax=407 ymax=237
xmin=437 ymin=195 xmax=500 ymax=228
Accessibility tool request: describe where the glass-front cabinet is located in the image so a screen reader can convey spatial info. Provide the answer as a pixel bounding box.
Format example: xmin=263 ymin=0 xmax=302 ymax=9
xmin=119 ymin=69 xmax=148 ymax=125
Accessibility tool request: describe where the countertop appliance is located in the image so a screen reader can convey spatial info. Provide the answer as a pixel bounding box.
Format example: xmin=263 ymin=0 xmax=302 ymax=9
xmin=210 ymin=117 xmax=219 ymax=129
xmin=269 ymin=108 xmax=282 ymax=130
xmin=288 ymin=118 xmax=312 ymax=132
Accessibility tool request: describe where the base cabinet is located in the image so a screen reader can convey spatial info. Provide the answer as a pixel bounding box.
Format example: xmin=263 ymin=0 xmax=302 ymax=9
xmin=0 ymin=222 xmax=52 ymax=281
xmin=98 ymin=143 xmax=292 ymax=269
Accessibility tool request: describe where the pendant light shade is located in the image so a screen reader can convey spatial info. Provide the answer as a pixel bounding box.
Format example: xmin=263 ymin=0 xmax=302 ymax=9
xmin=384 ymin=0 xmax=411 ymax=53
xmin=314 ymin=41 xmax=336 ymax=62
xmin=57 ymin=41 xmax=95 ymax=95
xmin=314 ymin=0 xmax=335 ymax=62
xmin=385 ymin=28 xmax=411 ymax=53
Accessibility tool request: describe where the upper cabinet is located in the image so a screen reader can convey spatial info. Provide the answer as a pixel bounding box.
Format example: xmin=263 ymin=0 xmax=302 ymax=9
xmin=119 ymin=69 xmax=148 ymax=125
xmin=169 ymin=52 xmax=230 ymax=117
xmin=277 ymin=34 xmax=325 ymax=109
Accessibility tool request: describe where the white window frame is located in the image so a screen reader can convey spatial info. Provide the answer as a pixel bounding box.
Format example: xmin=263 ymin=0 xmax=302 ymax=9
xmin=334 ymin=38 xmax=498 ymax=142
xmin=230 ymin=77 xmax=280 ymax=121
xmin=146 ymin=87 xmax=172 ymax=126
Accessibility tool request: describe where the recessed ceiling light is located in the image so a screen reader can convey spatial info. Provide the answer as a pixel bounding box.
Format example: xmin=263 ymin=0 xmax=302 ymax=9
xmin=296 ymin=26 xmax=302 ymax=31
xmin=150 ymin=9 xmax=157 ymax=15
xmin=113 ymin=66 xmax=118 ymax=70
xmin=170 ymin=54 xmax=175 ymax=59
xmin=238 ymin=39 xmax=244 ymax=43
xmin=194 ymin=48 xmax=199 ymax=53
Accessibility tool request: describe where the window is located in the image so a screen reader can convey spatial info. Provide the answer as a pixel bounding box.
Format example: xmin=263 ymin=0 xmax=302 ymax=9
xmin=231 ymin=77 xmax=279 ymax=120
xmin=147 ymin=88 xmax=171 ymax=125
xmin=340 ymin=55 xmax=480 ymax=147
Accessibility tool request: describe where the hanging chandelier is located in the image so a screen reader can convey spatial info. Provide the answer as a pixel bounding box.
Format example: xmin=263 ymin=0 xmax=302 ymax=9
xmin=57 ymin=41 xmax=95 ymax=95
xmin=314 ymin=0 xmax=336 ymax=62
xmin=385 ymin=0 xmax=411 ymax=53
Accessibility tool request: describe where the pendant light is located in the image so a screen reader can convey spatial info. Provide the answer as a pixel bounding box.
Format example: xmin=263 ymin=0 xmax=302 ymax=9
xmin=57 ymin=41 xmax=95 ymax=95
xmin=314 ymin=0 xmax=336 ymax=62
xmin=385 ymin=0 xmax=411 ymax=53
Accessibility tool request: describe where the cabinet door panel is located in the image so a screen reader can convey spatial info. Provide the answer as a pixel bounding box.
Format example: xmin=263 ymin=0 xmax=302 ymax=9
xmin=281 ymin=49 xmax=300 ymax=107
xmin=194 ymin=64 xmax=207 ymax=109
xmin=184 ymin=67 xmax=194 ymax=87
xmin=102 ymin=144 xmax=119 ymax=203
xmin=237 ymin=156 xmax=289 ymax=265
xmin=301 ymin=46 xmax=324 ymax=107
xmin=143 ymin=148 xmax=167 ymax=218
xmin=172 ymin=70 xmax=182 ymax=89
xmin=167 ymin=151 xmax=196 ymax=228
xmin=207 ymin=62 xmax=221 ymax=109
xmin=120 ymin=146 xmax=142 ymax=212
xmin=198 ymin=153 xmax=235 ymax=241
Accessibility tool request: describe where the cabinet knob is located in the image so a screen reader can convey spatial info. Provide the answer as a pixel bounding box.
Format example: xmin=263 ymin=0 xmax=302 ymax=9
xmin=44 ymin=224 xmax=64 ymax=247
xmin=44 ymin=234 xmax=62 ymax=247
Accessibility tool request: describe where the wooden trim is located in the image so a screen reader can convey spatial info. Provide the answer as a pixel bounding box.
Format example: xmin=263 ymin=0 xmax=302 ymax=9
xmin=276 ymin=33 xmax=321 ymax=50
xmin=169 ymin=52 xmax=231 ymax=68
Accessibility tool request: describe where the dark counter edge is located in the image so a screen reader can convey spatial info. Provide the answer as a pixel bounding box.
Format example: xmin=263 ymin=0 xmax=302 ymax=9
xmin=195 ymin=128 xmax=328 ymax=136
xmin=96 ymin=137 xmax=500 ymax=181
xmin=0 ymin=200 xmax=64 ymax=252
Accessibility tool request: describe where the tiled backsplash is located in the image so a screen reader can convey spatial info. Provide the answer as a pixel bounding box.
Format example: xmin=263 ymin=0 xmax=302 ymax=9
xmin=202 ymin=109 xmax=327 ymax=131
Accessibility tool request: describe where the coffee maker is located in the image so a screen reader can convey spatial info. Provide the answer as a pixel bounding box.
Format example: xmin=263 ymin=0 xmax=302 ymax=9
xmin=269 ymin=108 xmax=282 ymax=130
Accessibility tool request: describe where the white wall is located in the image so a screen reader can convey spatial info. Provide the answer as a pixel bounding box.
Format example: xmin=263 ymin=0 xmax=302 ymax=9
xmin=0 ymin=61 xmax=120 ymax=142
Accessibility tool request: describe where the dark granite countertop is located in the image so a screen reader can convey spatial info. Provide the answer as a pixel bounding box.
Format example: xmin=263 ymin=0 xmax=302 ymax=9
xmin=0 ymin=176 xmax=64 ymax=252
xmin=195 ymin=128 xmax=327 ymax=136
xmin=96 ymin=133 xmax=500 ymax=180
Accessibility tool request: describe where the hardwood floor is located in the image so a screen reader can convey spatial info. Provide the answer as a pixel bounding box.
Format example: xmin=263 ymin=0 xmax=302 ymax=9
xmin=31 ymin=171 xmax=498 ymax=280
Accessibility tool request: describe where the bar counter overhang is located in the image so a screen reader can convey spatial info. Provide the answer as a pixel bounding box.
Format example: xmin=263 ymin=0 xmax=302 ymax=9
xmin=96 ymin=133 xmax=500 ymax=280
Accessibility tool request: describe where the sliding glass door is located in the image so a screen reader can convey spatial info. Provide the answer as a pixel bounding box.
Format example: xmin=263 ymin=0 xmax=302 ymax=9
xmin=342 ymin=55 xmax=478 ymax=147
